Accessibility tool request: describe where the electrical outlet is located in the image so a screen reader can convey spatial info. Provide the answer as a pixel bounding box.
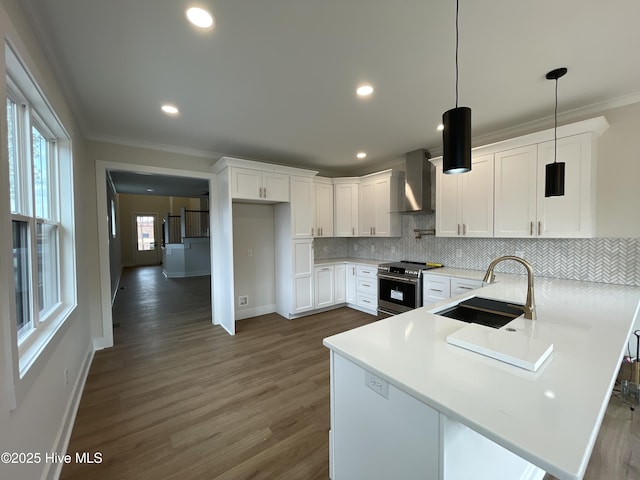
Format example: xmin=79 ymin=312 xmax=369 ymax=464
xmin=238 ymin=295 xmax=248 ymax=306
xmin=371 ymin=245 xmax=375 ymax=253
xmin=247 ymin=248 xmax=253 ymax=257
xmin=456 ymin=248 xmax=462 ymax=258
xmin=515 ymin=250 xmax=525 ymax=258
xmin=353 ymin=244 xmax=358 ymax=251
xmin=391 ymin=245 xmax=396 ymax=254
xmin=64 ymin=368 xmax=69 ymax=388
xmin=364 ymin=371 xmax=389 ymax=399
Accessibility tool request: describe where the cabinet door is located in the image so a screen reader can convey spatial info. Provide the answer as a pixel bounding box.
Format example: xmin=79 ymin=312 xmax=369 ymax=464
xmin=345 ymin=264 xmax=357 ymax=304
xmin=334 ymin=183 xmax=358 ymax=237
xmin=461 ymin=154 xmax=494 ymax=237
xmin=358 ymin=181 xmax=375 ymax=236
xmin=314 ymin=266 xmax=334 ymax=309
xmin=494 ymin=145 xmax=538 ymax=237
xmin=334 ymin=264 xmax=346 ymax=304
xmin=372 ymin=176 xmax=391 ymax=236
xmin=537 ymin=133 xmax=594 ymax=237
xmin=230 ymin=167 xmax=261 ymax=200
xmin=314 ymin=182 xmax=334 ymax=237
xmin=435 ymin=162 xmax=462 ymax=237
xmin=263 ymin=171 xmax=290 ymax=202
xmin=292 ymin=240 xmax=314 ymax=313
xmin=290 ymin=176 xmax=314 ymax=238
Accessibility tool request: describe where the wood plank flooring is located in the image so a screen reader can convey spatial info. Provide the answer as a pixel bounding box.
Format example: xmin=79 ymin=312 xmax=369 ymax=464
xmin=63 ymin=266 xmax=639 ymax=479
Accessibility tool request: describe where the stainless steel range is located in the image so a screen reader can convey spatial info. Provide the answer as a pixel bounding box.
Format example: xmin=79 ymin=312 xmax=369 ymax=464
xmin=377 ymin=261 xmax=443 ymax=317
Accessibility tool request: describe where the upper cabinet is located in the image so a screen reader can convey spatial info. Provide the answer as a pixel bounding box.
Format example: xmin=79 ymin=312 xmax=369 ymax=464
xmin=333 ymin=179 xmax=359 ymax=237
xmin=358 ymin=170 xmax=403 ymax=237
xmin=434 ymin=153 xmax=494 ymax=237
xmin=494 ymin=132 xmax=598 ymax=238
xmin=290 ymin=176 xmax=314 ymax=238
xmin=230 ymin=166 xmax=289 ymax=202
xmin=434 ymin=116 xmax=608 ymax=239
xmin=314 ymin=177 xmax=334 ymax=237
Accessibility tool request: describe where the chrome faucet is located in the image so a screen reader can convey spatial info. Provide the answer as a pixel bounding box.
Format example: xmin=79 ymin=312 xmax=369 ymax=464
xmin=483 ymin=256 xmax=536 ymax=320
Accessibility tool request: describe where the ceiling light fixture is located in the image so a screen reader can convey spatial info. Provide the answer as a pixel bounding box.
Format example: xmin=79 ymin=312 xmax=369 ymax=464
xmin=356 ymin=84 xmax=374 ymax=97
xmin=442 ymin=0 xmax=471 ymax=174
xmin=186 ymin=7 xmax=214 ymax=29
xmin=161 ymin=104 xmax=179 ymax=115
xmin=544 ymin=67 xmax=568 ymax=197
xmin=356 ymin=152 xmax=367 ymax=159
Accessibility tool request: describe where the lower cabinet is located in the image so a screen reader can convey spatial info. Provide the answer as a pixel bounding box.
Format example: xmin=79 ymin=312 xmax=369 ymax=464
xmin=345 ymin=264 xmax=357 ymax=304
xmin=292 ymin=239 xmax=314 ymax=315
xmin=334 ymin=264 xmax=346 ymax=304
xmin=314 ymin=265 xmax=335 ymax=309
xmin=354 ymin=265 xmax=378 ymax=315
xmin=423 ymin=274 xmax=483 ymax=306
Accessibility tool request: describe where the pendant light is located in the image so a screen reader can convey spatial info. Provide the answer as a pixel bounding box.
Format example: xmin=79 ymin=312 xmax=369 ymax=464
xmin=442 ymin=0 xmax=471 ymax=174
xmin=544 ymin=67 xmax=567 ymax=197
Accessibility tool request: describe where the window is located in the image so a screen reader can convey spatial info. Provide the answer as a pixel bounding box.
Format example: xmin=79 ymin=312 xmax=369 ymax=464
xmin=5 ymin=43 xmax=76 ymax=382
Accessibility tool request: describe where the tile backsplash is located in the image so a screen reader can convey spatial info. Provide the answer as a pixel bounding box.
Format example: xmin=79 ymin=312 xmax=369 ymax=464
xmin=314 ymin=214 xmax=640 ymax=286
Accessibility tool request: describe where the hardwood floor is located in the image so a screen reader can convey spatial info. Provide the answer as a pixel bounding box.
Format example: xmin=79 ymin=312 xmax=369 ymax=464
xmin=63 ymin=266 xmax=639 ymax=479
xmin=62 ymin=266 xmax=374 ymax=479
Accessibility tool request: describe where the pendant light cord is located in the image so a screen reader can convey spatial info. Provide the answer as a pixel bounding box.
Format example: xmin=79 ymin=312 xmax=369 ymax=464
xmin=455 ymin=0 xmax=459 ymax=108
xmin=553 ymin=77 xmax=558 ymax=164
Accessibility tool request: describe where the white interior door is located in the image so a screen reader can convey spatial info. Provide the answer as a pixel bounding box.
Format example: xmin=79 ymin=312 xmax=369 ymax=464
xmin=133 ymin=213 xmax=160 ymax=265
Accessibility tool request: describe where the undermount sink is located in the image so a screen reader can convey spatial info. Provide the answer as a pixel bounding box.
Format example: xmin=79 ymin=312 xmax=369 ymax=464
xmin=434 ymin=296 xmax=525 ymax=329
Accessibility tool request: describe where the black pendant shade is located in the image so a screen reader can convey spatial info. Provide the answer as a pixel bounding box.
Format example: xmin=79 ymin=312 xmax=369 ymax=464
xmin=545 ymin=161 xmax=565 ymax=197
xmin=442 ymin=106 xmax=471 ymax=174
xmin=544 ymin=67 xmax=567 ymax=197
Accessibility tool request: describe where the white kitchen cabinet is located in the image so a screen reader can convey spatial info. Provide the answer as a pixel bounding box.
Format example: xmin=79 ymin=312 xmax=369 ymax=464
xmin=354 ymin=265 xmax=378 ymax=315
xmin=230 ymin=166 xmax=289 ymax=202
xmin=334 ymin=264 xmax=346 ymax=304
xmin=537 ymin=133 xmax=595 ymax=237
xmin=314 ymin=265 xmax=335 ymax=309
xmin=423 ymin=274 xmax=483 ymax=306
xmin=423 ymin=274 xmax=452 ymax=305
xmin=358 ymin=170 xmax=403 ymax=237
xmin=434 ymin=154 xmax=494 ymax=237
xmin=345 ymin=263 xmax=357 ymax=304
xmin=292 ymin=239 xmax=314 ymax=314
xmin=494 ymin=133 xmax=596 ymax=238
xmin=313 ymin=177 xmax=334 ymax=237
xmin=333 ymin=179 xmax=359 ymax=237
xmin=330 ymin=352 xmax=440 ymax=479
xmin=290 ymin=175 xmax=314 ymax=238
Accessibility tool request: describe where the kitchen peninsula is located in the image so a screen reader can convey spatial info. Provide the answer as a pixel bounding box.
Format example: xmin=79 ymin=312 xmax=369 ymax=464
xmin=323 ymin=274 xmax=640 ymax=480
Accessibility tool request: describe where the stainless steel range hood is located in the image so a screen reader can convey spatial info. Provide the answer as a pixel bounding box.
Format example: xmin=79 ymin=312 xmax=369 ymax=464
xmin=403 ymin=148 xmax=433 ymax=213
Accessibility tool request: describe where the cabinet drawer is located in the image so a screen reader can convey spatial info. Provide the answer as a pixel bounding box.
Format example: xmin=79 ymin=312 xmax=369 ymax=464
xmin=356 ymin=277 xmax=377 ymax=295
xmin=423 ymin=275 xmax=450 ymax=300
xmin=450 ymin=278 xmax=483 ymax=296
xmin=356 ymin=292 xmax=377 ymax=311
xmin=355 ymin=265 xmax=377 ymax=278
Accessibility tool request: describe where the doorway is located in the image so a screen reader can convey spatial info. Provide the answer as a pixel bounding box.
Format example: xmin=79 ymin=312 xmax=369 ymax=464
xmin=133 ymin=213 xmax=160 ymax=265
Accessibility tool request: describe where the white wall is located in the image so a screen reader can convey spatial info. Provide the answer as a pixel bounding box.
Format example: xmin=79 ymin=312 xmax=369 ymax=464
xmin=596 ymin=102 xmax=640 ymax=237
xmin=0 ymin=0 xmax=100 ymax=478
xmin=232 ymin=203 xmax=276 ymax=319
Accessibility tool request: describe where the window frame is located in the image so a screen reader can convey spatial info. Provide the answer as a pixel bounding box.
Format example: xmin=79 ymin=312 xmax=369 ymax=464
xmin=3 ymin=42 xmax=77 ymax=405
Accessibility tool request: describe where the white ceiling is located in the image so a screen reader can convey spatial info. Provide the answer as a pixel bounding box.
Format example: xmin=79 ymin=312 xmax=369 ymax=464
xmin=20 ymin=0 xmax=640 ymax=175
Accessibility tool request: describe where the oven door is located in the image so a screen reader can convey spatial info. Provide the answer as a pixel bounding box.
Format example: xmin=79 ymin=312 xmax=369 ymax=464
xmin=377 ymin=272 xmax=421 ymax=315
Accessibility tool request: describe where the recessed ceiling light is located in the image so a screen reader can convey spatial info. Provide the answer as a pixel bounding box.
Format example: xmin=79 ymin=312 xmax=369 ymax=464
xmin=186 ymin=7 xmax=214 ymax=29
xmin=356 ymin=152 xmax=367 ymax=159
xmin=356 ymin=84 xmax=374 ymax=97
xmin=161 ymin=104 xmax=179 ymax=115
xmin=437 ymin=123 xmax=444 ymax=131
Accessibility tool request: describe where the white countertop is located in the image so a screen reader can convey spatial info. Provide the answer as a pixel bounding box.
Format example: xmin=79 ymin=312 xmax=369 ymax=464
xmin=323 ymin=275 xmax=640 ymax=480
xmin=314 ymin=257 xmax=386 ymax=266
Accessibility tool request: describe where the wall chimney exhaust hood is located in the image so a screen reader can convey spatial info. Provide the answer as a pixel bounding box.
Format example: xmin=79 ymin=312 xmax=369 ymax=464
xmin=403 ymin=148 xmax=433 ymax=213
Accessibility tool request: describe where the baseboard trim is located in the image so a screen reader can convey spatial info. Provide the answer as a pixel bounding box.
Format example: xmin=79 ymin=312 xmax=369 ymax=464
xmin=235 ymin=304 xmax=277 ymax=320
xmin=43 ymin=345 xmax=94 ymax=480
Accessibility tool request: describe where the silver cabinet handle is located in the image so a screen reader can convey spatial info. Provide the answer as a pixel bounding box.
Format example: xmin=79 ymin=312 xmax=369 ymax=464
xmin=530 ymin=221 xmax=534 ymax=236
xmin=311 ymin=228 xmax=314 ymax=236
xmin=373 ymin=227 xmax=376 ymax=235
xmin=463 ymin=224 xmax=466 ymax=235
xmin=362 ymin=283 xmax=370 ymax=287
xmin=352 ymin=227 xmax=355 ymax=236
xmin=538 ymin=221 xmax=542 ymax=236
xmin=430 ymin=289 xmax=443 ymax=293
xmin=457 ymin=224 xmax=461 ymax=235
xmin=370 ymin=227 xmax=373 ymax=235
xmin=321 ymin=267 xmax=331 ymax=271
xmin=321 ymin=227 xmax=323 ymax=236
xmin=362 ymin=299 xmax=371 ymax=304
xmin=352 ymin=267 xmax=355 ymax=275
xmin=458 ymin=286 xmax=473 ymax=290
